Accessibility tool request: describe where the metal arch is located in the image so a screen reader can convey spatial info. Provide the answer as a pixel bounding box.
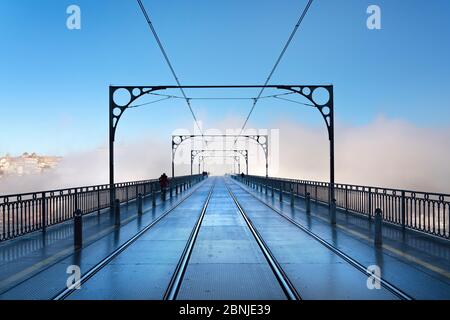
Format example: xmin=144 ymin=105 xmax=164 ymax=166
xmin=108 ymin=84 xmax=334 ymax=218
xmin=276 ymin=85 xmax=334 ymax=140
xmin=198 ymin=155 xmax=241 ymax=174
xmin=190 ymin=149 xmax=249 ymax=175
xmin=109 ymin=86 xmax=168 ymax=207
xmin=172 ymin=134 xmax=266 ymax=155
xmin=276 ymin=85 xmax=336 ymax=221
xmin=110 ymin=86 xmax=166 ymax=141
xmin=172 ymin=134 xmax=267 ymax=178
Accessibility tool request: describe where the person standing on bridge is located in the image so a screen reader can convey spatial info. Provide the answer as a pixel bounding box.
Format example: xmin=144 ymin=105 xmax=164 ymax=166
xmin=159 ymin=173 xmax=169 ymax=200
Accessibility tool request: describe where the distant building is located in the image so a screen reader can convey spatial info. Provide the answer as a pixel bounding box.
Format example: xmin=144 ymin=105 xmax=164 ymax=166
xmin=0 ymin=153 xmax=61 ymax=177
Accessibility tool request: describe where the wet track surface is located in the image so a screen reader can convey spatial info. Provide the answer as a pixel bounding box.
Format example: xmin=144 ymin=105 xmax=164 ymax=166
xmin=0 ymin=177 xmax=449 ymax=300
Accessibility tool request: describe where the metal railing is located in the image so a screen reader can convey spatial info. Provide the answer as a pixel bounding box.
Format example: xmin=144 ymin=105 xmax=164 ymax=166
xmin=0 ymin=174 xmax=204 ymax=242
xmin=233 ymin=175 xmax=450 ymax=240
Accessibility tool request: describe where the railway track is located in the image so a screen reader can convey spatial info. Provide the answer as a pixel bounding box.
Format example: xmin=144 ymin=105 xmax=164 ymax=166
xmin=224 ymin=182 xmax=301 ymax=300
xmin=56 ymin=177 xmax=302 ymax=300
xmin=52 ymin=176 xmax=413 ymax=300
xmin=228 ymin=177 xmax=414 ymax=301
xmin=165 ymin=178 xmax=300 ymax=300
xmin=52 ymin=179 xmax=213 ymax=300
xmin=163 ymin=180 xmax=216 ymax=299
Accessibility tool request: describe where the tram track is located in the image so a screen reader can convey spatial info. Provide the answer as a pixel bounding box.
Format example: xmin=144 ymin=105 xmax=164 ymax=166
xmin=228 ymin=177 xmax=414 ymax=300
xmin=53 ymin=179 xmax=213 ymax=300
xmin=163 ymin=180 xmax=216 ymax=300
xmin=165 ymin=177 xmax=301 ymax=300
xmin=224 ymin=181 xmax=301 ymax=300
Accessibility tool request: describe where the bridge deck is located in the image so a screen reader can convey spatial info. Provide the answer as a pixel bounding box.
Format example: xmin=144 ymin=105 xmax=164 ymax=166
xmin=0 ymin=183 xmax=196 ymax=299
xmin=237 ymin=178 xmax=450 ymax=299
xmin=0 ymin=177 xmax=449 ymax=300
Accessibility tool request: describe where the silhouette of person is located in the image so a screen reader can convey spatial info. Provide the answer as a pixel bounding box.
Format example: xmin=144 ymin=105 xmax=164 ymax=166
xmin=159 ymin=173 xmax=169 ymax=200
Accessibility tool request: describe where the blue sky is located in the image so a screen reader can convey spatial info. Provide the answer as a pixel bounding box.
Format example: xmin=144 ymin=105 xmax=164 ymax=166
xmin=1 ymin=0 xmax=450 ymax=156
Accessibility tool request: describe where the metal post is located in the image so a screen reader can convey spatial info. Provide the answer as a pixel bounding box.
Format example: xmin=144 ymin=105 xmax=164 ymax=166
xmin=114 ymin=199 xmax=120 ymax=226
xmin=97 ymin=187 xmax=101 ymax=215
xmin=368 ymin=187 xmax=372 ymax=221
xmin=109 ymin=87 xmax=115 ymax=209
xmin=171 ymin=148 xmax=175 ymax=178
xmin=74 ymin=209 xmax=82 ymax=249
xmin=330 ymin=199 xmax=336 ymax=225
xmin=345 ymin=185 xmax=348 ymax=212
xmin=374 ymin=208 xmax=383 ymax=247
xmin=290 ymin=184 xmax=295 ymax=207
xmin=137 ymin=193 xmax=143 ymax=215
xmin=41 ymin=192 xmax=46 ymax=232
xmin=401 ymin=191 xmax=406 ymax=230
xmin=306 ymin=192 xmax=311 ymax=214
xmin=329 ymin=89 xmax=335 ymax=218
xmin=74 ymin=188 xmax=79 ymax=211
xmin=279 ymin=181 xmax=283 ymax=202
xmin=152 ymin=185 xmax=156 ymax=207
xmin=265 ymin=147 xmax=268 ymax=178
xmin=271 ymin=180 xmax=274 ymax=198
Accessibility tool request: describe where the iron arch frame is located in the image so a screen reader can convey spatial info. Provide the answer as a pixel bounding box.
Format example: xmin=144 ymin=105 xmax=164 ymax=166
xmin=191 ymin=149 xmax=248 ymax=175
xmin=109 ymin=84 xmax=334 ymax=217
xmin=198 ymin=155 xmax=241 ymax=175
xmin=173 ymin=135 xmax=265 ymax=178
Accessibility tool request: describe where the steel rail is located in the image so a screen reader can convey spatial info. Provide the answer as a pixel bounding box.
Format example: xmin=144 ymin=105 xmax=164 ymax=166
xmin=229 ymin=177 xmax=414 ymax=300
xmin=163 ymin=180 xmax=216 ymax=300
xmin=52 ymin=179 xmax=210 ymax=300
xmin=224 ymin=180 xmax=301 ymax=300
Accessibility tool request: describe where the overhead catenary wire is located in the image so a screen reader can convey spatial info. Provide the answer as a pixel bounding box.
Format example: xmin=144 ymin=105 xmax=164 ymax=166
xmin=128 ymin=96 xmax=172 ymax=108
xmin=273 ymin=96 xmax=315 ymax=108
xmin=234 ymin=0 xmax=314 ymax=145
xmin=136 ymin=0 xmax=205 ymax=137
xmin=148 ymin=91 xmax=296 ymax=101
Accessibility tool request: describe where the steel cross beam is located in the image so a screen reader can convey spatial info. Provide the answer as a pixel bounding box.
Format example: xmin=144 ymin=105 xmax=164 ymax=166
xmin=172 ymin=134 xmax=267 ymax=178
xmin=109 ymin=84 xmax=334 ymax=217
xmin=191 ymin=149 xmax=248 ymax=175
xmin=198 ymin=155 xmax=241 ymax=174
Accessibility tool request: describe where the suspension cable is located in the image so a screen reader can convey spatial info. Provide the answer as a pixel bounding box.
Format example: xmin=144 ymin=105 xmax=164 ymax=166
xmin=136 ymin=0 xmax=205 ymax=137
xmin=234 ymin=0 xmax=314 ymax=145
